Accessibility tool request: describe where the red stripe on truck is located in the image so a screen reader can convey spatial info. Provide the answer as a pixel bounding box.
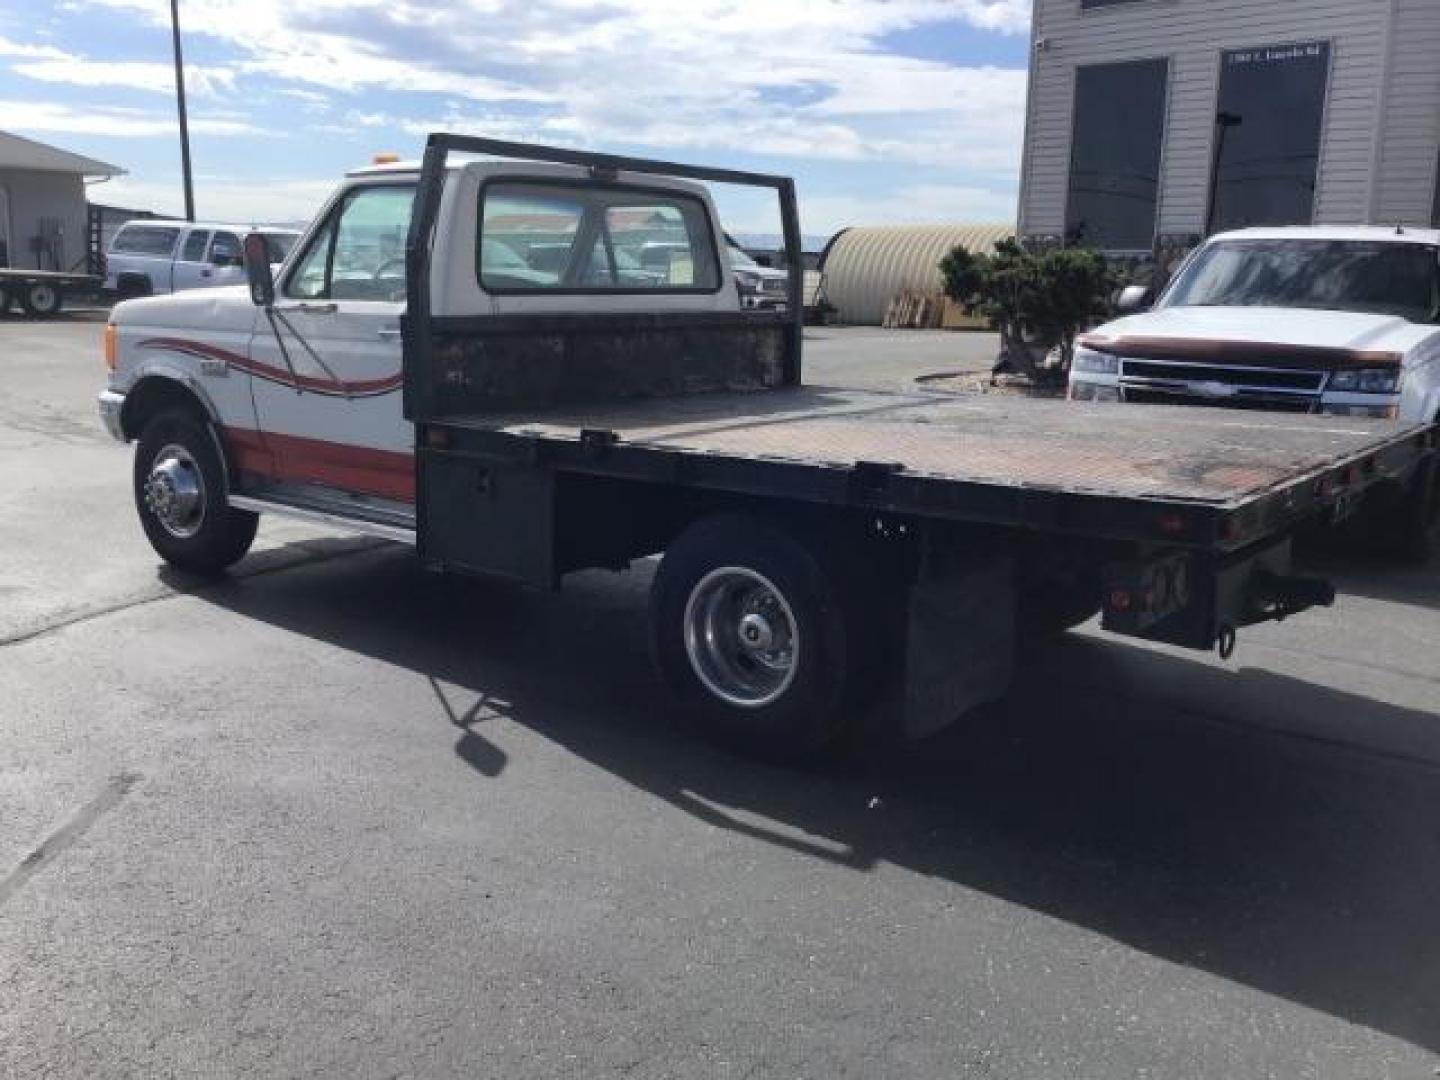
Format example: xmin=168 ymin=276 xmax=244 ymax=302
xmin=223 ymin=427 xmax=415 ymax=503
xmin=139 ymin=337 xmax=404 ymax=397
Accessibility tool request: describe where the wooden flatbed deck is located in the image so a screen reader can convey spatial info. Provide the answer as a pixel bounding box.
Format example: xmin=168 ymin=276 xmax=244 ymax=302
xmin=447 ymin=385 xmax=1425 ymax=509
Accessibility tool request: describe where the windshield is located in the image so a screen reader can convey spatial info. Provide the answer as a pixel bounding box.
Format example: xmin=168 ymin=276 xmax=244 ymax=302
xmin=1162 ymin=239 xmax=1440 ymax=323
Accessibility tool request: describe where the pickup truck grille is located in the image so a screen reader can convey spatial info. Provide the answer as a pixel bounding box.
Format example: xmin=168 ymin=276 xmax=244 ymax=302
xmin=1123 ymin=388 xmax=1317 ymax=413
xmin=1121 ymin=359 xmax=1324 ymax=392
xmin=761 ymin=278 xmax=788 ymax=294
xmin=1119 ymin=357 xmax=1323 ymax=413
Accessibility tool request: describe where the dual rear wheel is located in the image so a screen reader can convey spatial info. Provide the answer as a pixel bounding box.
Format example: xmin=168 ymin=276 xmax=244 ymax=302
xmin=650 ymin=514 xmax=884 ymax=760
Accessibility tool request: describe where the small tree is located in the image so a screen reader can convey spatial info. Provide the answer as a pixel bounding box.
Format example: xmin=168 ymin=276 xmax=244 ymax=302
xmin=940 ymin=239 xmax=1114 ymax=384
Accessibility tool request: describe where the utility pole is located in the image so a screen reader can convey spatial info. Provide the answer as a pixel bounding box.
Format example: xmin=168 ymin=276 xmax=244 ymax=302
xmin=1204 ymin=111 xmax=1243 ymax=237
xmin=170 ymin=0 xmax=195 ymax=222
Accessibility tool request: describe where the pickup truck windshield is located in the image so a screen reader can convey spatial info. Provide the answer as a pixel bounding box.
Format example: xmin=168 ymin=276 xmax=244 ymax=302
xmin=1163 ymin=239 xmax=1440 ymax=323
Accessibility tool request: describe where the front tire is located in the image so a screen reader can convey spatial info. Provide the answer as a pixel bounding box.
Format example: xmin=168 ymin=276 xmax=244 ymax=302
xmin=650 ymin=514 xmax=874 ymax=760
xmin=21 ymin=282 xmax=62 ymax=318
xmin=133 ymin=409 xmax=257 ymax=574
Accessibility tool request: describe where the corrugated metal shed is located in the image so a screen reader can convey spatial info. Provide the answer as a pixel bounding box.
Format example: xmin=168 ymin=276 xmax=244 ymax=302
xmin=818 ymin=224 xmax=1012 ymax=326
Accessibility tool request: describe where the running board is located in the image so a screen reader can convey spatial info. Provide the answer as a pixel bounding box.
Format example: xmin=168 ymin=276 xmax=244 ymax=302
xmin=228 ymin=494 xmax=416 ymax=545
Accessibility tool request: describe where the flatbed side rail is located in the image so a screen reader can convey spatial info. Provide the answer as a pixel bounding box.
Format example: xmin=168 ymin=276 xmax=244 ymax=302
xmin=402 ymin=133 xmax=805 ymax=422
xmin=430 ymin=418 xmax=1436 ymax=554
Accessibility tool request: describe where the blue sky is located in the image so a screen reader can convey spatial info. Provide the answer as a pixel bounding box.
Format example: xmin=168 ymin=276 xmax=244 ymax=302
xmin=0 ymin=0 xmax=1030 ymax=237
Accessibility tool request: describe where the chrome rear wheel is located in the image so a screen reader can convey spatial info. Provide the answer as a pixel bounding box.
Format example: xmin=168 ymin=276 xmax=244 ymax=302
xmin=684 ymin=567 xmax=800 ymax=708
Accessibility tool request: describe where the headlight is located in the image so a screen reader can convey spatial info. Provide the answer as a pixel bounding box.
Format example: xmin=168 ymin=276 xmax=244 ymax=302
xmin=1328 ymin=367 xmax=1400 ymax=394
xmin=1072 ymin=346 xmax=1119 ymax=375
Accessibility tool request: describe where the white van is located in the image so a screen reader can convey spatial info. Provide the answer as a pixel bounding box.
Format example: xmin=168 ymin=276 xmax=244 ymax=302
xmin=105 ymin=221 xmax=299 ymax=297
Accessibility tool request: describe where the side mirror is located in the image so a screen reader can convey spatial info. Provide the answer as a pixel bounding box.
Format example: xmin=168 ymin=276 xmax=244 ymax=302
xmin=242 ymin=233 xmax=274 ymax=307
xmin=1115 ymin=284 xmax=1153 ymax=316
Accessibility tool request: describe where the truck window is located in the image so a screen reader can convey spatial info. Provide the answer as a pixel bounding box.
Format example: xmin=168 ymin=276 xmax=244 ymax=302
xmin=180 ymin=230 xmax=210 ymax=262
xmin=478 ymin=181 xmax=721 ymax=293
xmin=286 ymin=184 xmax=414 ymax=302
xmin=111 ymin=225 xmax=180 ymax=257
xmin=210 ymin=231 xmax=242 ymax=266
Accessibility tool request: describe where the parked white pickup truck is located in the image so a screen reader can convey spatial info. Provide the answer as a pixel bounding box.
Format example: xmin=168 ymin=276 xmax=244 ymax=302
xmin=105 ymin=220 xmax=300 ymax=297
xmin=1069 ymin=226 xmax=1440 ymax=555
xmin=94 ymin=137 xmax=1436 ymax=759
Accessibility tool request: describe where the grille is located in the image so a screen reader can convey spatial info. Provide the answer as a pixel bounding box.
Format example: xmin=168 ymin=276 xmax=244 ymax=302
xmin=761 ymin=278 xmax=788 ymax=294
xmin=1121 ymin=359 xmax=1324 ymax=392
xmin=1123 ymin=388 xmax=1316 ymax=413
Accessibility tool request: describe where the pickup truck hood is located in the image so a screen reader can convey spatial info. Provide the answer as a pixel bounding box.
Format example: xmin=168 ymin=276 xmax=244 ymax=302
xmin=1089 ymin=305 xmax=1437 ymax=362
xmin=112 ymin=285 xmax=255 ymax=330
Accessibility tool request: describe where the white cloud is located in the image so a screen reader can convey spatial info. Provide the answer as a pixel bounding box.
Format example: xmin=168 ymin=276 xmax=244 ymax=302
xmin=12 ymin=58 xmax=238 ymax=96
xmin=61 ymin=0 xmax=1028 ymax=172
xmin=0 ymin=34 xmax=71 ymax=60
xmin=100 ymin=174 xmax=337 ymax=223
xmin=0 ymin=100 xmax=262 ymax=137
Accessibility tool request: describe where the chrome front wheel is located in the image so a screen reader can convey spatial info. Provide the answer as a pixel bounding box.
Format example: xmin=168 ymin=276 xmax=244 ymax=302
xmin=142 ymin=443 xmax=207 ymax=539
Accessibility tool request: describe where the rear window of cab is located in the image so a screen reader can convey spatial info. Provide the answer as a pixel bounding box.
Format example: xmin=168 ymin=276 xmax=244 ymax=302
xmin=477 ymin=179 xmax=723 ymax=295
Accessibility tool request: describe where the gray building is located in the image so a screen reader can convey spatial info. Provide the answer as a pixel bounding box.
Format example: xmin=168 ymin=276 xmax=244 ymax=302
xmin=0 ymin=130 xmax=123 ymax=272
xmin=1017 ymin=0 xmax=1440 ymax=258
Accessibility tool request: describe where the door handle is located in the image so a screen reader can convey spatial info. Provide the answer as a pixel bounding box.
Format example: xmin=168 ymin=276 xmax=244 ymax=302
xmin=377 ymin=327 xmax=402 ymax=339
xmin=274 ymin=302 xmax=338 ymax=315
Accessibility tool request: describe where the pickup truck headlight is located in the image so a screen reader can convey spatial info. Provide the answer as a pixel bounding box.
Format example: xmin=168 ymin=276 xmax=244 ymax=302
xmin=1072 ymin=346 xmax=1119 ymax=375
xmin=1328 ymin=367 xmax=1400 ymax=394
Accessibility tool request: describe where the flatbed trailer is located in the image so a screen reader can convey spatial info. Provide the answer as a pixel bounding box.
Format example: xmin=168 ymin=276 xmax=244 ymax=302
xmin=385 ymin=135 xmax=1436 ymax=756
xmin=0 ymin=267 xmax=101 ymax=317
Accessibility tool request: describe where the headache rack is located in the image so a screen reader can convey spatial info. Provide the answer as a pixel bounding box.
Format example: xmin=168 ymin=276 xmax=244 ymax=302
xmin=401 ymin=132 xmax=806 ymax=423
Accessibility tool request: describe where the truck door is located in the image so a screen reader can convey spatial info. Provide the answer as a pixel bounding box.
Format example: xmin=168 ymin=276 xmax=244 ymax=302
xmin=246 ymin=183 xmax=413 ymax=504
xmin=171 ymin=228 xmax=212 ymax=292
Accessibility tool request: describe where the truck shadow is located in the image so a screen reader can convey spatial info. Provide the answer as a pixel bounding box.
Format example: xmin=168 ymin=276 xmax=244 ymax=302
xmin=182 ymin=542 xmax=1440 ymax=1054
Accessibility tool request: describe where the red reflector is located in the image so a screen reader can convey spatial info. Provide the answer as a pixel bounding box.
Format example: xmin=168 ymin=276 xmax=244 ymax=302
xmin=1158 ymin=512 xmax=1188 ymax=536
xmin=1340 ymin=466 xmax=1356 ymax=486
xmin=1108 ymin=588 xmax=1133 ymax=612
xmin=1314 ymin=477 xmax=1332 ymax=498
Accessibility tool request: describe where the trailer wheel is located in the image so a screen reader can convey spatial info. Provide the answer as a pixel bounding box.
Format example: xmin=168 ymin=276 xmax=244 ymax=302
xmin=133 ymin=409 xmax=257 ymax=575
xmin=21 ymin=282 xmax=62 ymax=318
xmin=651 ymin=514 xmax=871 ymax=760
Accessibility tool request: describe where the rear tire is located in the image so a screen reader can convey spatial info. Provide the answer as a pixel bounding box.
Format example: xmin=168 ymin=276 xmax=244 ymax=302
xmin=133 ymin=409 xmax=257 ymax=574
xmin=650 ymin=514 xmax=875 ymax=761
xmin=21 ymin=282 xmax=62 ymax=318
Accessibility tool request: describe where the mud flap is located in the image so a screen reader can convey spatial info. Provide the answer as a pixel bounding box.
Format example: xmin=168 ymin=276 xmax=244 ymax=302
xmin=901 ymin=554 xmax=1017 ymax=739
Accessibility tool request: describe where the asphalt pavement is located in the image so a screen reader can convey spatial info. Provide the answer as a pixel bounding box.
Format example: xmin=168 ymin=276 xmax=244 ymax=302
xmin=2 ymin=311 xmax=1438 ymax=1079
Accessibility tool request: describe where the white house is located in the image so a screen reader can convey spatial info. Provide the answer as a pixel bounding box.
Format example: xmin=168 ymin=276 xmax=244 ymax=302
xmin=0 ymin=130 xmax=123 ymax=272
xmin=1017 ymin=0 xmax=1440 ymax=258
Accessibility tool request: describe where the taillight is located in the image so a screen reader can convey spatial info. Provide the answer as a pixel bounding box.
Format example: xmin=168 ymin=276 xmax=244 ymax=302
xmin=104 ymin=324 xmax=118 ymax=372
